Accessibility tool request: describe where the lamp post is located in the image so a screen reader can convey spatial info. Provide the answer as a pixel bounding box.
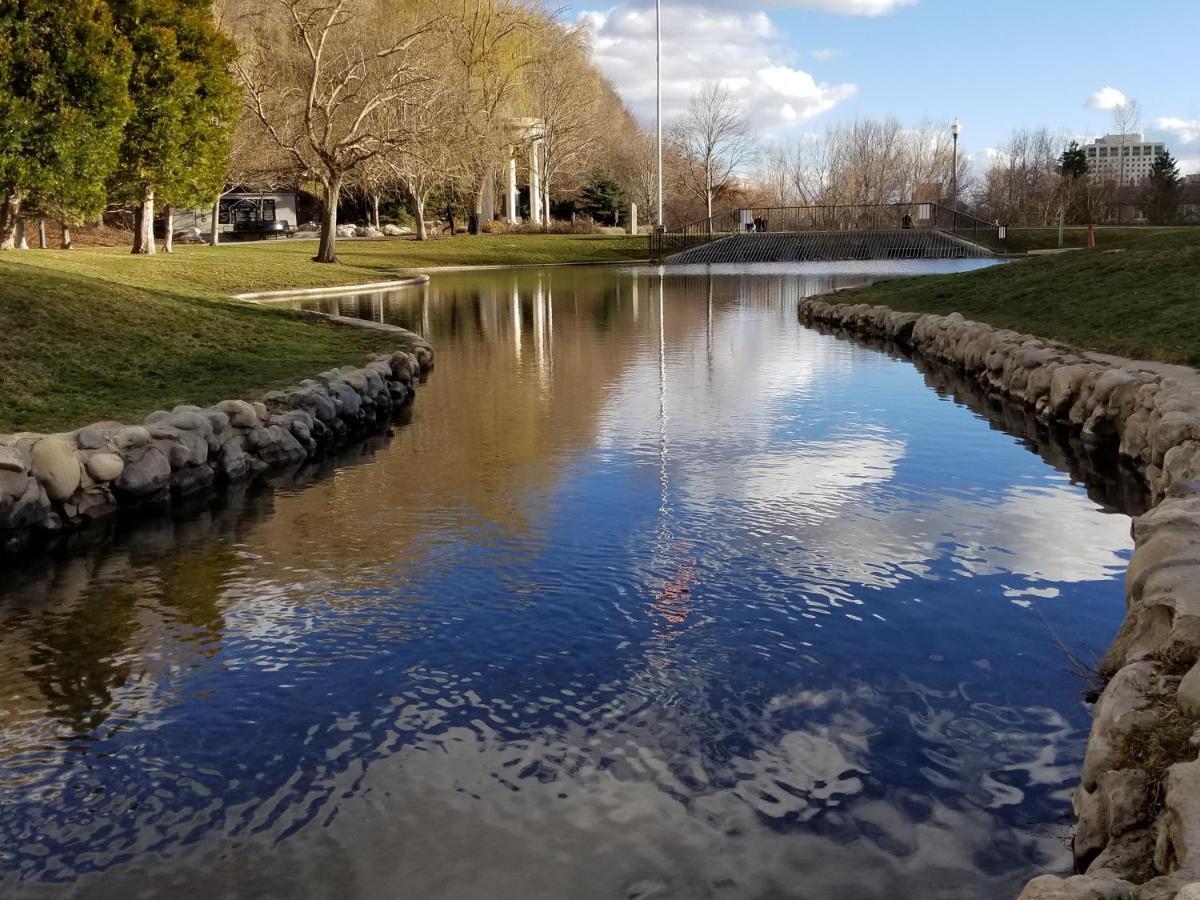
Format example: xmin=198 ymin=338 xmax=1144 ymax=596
xmin=656 ymin=0 xmax=663 ymax=229
xmin=951 ymin=118 xmax=961 ymax=214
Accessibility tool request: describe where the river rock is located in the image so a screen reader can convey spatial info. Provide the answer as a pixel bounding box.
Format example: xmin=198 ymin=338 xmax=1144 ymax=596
xmin=1083 ymin=661 xmax=1160 ymax=791
xmin=0 ymin=472 xmax=50 ymax=531
xmin=113 ymin=426 xmax=151 ymax=453
xmin=0 ymin=445 xmax=28 ymax=474
xmin=74 ymin=426 xmax=110 ymax=450
xmin=30 ymin=436 xmax=81 ymax=501
xmin=1156 ymin=759 xmax=1200 ymax=874
xmin=164 ymin=409 xmax=212 ymax=433
xmin=85 ymin=452 xmax=125 ymax=484
xmin=113 ymin=446 xmax=171 ymax=498
xmin=62 ymin=486 xmax=117 ymax=523
xmin=172 ymin=464 xmax=215 ymax=497
xmin=216 ymin=400 xmax=259 ymax=429
xmin=218 ymin=435 xmax=249 ymax=481
xmin=1016 ymin=873 xmax=1137 ymax=899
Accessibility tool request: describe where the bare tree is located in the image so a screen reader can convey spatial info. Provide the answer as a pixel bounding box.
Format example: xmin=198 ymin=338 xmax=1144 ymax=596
xmin=1111 ymin=98 xmax=1142 ymax=187
xmin=234 ymin=0 xmax=440 ymax=263
xmin=528 ymin=27 xmax=601 ymax=227
xmin=670 ymin=82 xmax=756 ymax=222
xmin=378 ymin=80 xmax=462 ymax=240
xmin=446 ymin=0 xmax=536 ymax=230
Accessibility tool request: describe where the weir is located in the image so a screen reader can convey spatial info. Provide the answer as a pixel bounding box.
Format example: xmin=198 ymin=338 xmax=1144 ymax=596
xmin=650 ymin=203 xmax=1007 ymax=264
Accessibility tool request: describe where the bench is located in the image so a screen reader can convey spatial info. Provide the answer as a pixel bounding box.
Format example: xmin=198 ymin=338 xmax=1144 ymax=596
xmin=232 ymin=219 xmax=294 ymax=240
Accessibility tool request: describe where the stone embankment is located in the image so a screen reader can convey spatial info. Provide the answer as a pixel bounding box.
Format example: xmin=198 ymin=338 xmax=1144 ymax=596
xmin=799 ymin=298 xmax=1200 ymax=900
xmin=0 ymin=337 xmax=433 ymax=550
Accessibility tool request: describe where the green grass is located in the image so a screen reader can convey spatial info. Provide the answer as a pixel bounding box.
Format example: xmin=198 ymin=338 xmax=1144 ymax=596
xmin=1006 ymin=226 xmax=1195 ymax=254
xmin=0 ymin=234 xmax=648 ymax=432
xmin=1 ymin=233 xmax=648 ymax=297
xmin=838 ymin=228 xmax=1200 ymax=365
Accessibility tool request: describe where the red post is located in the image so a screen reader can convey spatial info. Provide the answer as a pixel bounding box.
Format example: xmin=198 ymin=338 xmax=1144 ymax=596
xmin=1087 ymin=224 xmax=1095 ymax=248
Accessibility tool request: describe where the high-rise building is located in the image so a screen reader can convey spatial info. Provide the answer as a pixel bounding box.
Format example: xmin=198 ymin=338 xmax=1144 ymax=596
xmin=1084 ymin=133 xmax=1166 ymax=185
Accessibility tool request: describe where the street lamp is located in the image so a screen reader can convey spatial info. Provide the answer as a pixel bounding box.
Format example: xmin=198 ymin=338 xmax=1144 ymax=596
xmin=951 ymin=118 xmax=961 ymax=213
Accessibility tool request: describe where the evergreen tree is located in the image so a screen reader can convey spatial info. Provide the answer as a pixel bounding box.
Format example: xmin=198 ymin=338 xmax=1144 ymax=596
xmin=1143 ymin=150 xmax=1183 ymax=225
xmin=578 ymin=171 xmax=625 ymax=226
xmin=0 ymin=0 xmax=131 ymax=249
xmin=107 ymin=0 xmax=238 ymax=254
xmin=1058 ymin=141 xmax=1089 ymax=179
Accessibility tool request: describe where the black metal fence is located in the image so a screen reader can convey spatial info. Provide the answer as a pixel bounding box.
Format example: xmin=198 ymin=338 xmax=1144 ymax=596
xmin=649 ymin=203 xmax=1008 ymax=261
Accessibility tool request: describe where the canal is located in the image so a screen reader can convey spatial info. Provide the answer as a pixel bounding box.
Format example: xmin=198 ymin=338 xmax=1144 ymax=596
xmin=0 ymin=262 xmax=1136 ymax=898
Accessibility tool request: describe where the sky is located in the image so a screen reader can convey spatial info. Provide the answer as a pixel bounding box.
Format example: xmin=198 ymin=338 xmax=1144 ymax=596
xmin=568 ymin=0 xmax=1200 ymax=174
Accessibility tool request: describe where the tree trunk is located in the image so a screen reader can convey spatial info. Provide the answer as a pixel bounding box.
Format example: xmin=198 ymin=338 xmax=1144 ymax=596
xmin=542 ymin=179 xmax=550 ymax=231
xmin=132 ymin=190 xmax=155 ymax=255
xmin=372 ymin=193 xmax=380 ymax=229
xmin=162 ymin=205 xmax=173 ymax=253
xmin=0 ymin=190 xmax=21 ymax=250
xmin=315 ymin=176 xmax=341 ymax=264
xmin=37 ymin=219 xmax=47 ymax=249
xmin=61 ymin=222 xmax=72 ymax=250
xmin=414 ymin=195 xmax=427 ymax=241
xmin=16 ymin=217 xmax=28 ymax=249
xmin=210 ymin=198 xmax=221 ymax=246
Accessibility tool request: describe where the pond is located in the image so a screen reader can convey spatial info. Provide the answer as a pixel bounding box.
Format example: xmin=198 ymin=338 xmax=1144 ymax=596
xmin=0 ymin=262 xmax=1137 ymax=899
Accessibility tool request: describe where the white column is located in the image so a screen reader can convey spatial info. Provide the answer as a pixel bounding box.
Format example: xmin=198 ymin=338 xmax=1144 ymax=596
xmin=529 ymin=141 xmax=542 ymax=226
xmin=507 ymin=153 xmax=519 ymax=225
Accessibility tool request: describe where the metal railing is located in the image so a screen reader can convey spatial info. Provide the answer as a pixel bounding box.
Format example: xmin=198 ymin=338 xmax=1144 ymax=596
xmin=649 ymin=203 xmax=1008 ymax=261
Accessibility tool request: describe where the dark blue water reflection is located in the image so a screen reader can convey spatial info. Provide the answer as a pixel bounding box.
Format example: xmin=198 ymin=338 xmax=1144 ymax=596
xmin=0 ymin=263 xmax=1135 ymax=898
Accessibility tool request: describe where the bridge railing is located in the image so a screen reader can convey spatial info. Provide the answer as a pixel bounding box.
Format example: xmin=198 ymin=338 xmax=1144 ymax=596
xmin=650 ymin=203 xmax=1007 ymax=260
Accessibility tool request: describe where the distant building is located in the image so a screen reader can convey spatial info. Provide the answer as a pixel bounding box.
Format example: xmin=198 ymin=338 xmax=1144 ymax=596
xmin=1084 ymin=134 xmax=1166 ymax=185
xmin=175 ymin=188 xmax=299 ymax=236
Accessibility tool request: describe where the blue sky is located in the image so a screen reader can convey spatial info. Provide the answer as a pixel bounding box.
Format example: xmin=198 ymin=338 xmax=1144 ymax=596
xmin=571 ymin=0 xmax=1200 ymax=172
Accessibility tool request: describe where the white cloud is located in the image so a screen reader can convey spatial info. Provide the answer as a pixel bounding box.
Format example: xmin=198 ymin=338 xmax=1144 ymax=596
xmin=580 ymin=4 xmax=857 ymax=132
xmin=1155 ymin=117 xmax=1200 ymax=145
xmin=760 ymin=0 xmax=915 ymax=11
xmin=810 ymin=47 xmax=841 ymax=61
xmin=1087 ymin=86 xmax=1128 ymax=111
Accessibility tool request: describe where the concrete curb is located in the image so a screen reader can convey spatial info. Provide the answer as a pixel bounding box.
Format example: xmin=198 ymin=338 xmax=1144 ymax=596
xmin=233 ymin=276 xmax=429 ymax=301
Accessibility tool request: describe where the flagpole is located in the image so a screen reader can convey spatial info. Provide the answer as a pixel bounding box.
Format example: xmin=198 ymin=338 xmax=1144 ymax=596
xmin=656 ymin=0 xmax=663 ymax=228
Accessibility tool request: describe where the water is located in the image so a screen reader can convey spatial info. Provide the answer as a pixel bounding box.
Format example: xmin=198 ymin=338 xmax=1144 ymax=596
xmin=0 ymin=262 xmax=1138 ymax=899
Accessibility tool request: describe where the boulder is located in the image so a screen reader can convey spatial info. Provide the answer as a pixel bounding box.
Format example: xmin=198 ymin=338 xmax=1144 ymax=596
xmin=171 ymin=464 xmax=216 ymax=498
xmin=1016 ymin=873 xmax=1137 ymax=899
xmin=30 ymin=436 xmax=81 ymax=501
xmin=73 ymin=426 xmax=111 ymax=450
xmin=62 ymin=487 xmax=117 ymax=523
xmin=0 ymin=445 xmax=28 ymax=474
xmin=85 ymin=452 xmax=125 ymax=484
xmin=1156 ymin=759 xmax=1200 ymax=873
xmin=216 ymin=399 xmax=259 ymax=429
xmin=0 ymin=472 xmax=51 ymax=531
xmin=1083 ymin=661 xmax=1160 ymax=790
xmin=113 ymin=446 xmax=171 ymax=498
xmin=113 ymin=426 xmax=151 ymax=453
xmin=217 ymin=435 xmax=249 ymax=481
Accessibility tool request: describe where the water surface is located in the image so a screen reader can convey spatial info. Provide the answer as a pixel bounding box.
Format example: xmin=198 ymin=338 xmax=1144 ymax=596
xmin=0 ymin=262 xmax=1135 ymax=899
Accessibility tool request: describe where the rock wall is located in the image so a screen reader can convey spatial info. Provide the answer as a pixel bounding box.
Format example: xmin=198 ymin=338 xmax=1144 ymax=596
xmin=799 ymin=298 xmax=1200 ymax=900
xmin=0 ymin=337 xmax=433 ymax=551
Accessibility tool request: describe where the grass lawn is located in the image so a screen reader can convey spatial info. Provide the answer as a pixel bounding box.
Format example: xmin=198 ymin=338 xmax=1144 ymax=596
xmin=0 ymin=234 xmax=648 ymax=433
xmin=1006 ymin=226 xmax=1195 ymax=254
xmin=838 ymin=228 xmax=1200 ymax=365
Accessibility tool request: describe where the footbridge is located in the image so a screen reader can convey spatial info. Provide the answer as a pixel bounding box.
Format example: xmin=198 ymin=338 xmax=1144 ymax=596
xmin=650 ymin=203 xmax=1007 ymax=264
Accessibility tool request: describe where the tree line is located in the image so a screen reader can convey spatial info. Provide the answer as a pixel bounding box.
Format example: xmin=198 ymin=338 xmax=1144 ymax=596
xmin=0 ymin=0 xmax=239 ymax=253
xmin=0 ymin=0 xmax=647 ymax=261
